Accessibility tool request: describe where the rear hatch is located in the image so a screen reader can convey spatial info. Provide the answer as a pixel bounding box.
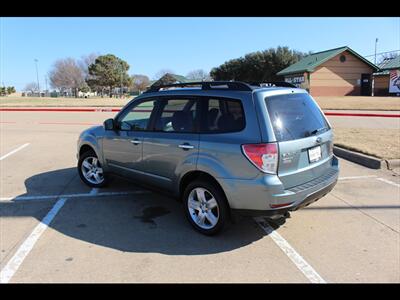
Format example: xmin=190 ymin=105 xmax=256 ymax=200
xmin=264 ymin=92 xmax=333 ymax=189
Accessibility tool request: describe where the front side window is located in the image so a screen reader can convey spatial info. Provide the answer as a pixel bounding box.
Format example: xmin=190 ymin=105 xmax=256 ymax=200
xmin=154 ymin=98 xmax=197 ymax=133
xmin=118 ymin=99 xmax=156 ymax=131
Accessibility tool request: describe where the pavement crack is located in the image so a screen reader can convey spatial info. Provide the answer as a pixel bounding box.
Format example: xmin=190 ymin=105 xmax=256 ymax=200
xmin=330 ymin=192 xmax=399 ymax=234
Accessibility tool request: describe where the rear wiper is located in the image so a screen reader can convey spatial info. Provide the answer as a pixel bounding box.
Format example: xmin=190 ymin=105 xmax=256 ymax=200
xmin=307 ymin=127 xmax=326 ymax=137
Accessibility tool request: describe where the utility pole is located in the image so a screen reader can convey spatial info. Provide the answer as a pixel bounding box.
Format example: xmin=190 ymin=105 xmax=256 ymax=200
xmin=120 ymin=64 xmax=123 ymax=98
xmin=45 ymin=76 xmax=48 ymax=95
xmin=34 ymin=59 xmax=40 ymax=96
xmin=371 ymin=38 xmax=378 ymax=97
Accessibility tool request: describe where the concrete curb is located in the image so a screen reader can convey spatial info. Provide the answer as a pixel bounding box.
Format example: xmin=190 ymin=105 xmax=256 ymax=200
xmin=333 ymin=146 xmax=385 ymax=169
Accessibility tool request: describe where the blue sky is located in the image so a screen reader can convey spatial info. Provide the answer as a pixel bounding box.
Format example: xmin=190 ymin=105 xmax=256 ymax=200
xmin=1 ymin=17 xmax=399 ymax=91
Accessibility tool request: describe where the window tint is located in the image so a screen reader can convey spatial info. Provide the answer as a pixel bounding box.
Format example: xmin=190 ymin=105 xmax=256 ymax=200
xmin=265 ymin=93 xmax=329 ymax=142
xmin=118 ymin=99 xmax=155 ymax=131
xmin=154 ymin=99 xmax=197 ymax=133
xmin=204 ymin=98 xmax=245 ymax=133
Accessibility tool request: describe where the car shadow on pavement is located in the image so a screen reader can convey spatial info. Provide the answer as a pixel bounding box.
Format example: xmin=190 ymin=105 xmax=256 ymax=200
xmin=1 ymin=167 xmax=273 ymax=255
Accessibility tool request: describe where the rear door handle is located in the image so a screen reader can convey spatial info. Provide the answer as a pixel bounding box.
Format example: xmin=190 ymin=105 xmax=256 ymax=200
xmin=178 ymin=143 xmax=194 ymax=150
xmin=130 ymin=138 xmax=142 ymax=145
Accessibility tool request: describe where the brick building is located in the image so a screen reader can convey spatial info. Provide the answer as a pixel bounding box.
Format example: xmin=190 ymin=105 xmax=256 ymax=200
xmin=277 ymin=46 xmax=379 ymax=96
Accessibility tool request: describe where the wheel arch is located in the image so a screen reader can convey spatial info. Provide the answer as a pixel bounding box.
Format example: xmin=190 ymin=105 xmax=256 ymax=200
xmin=79 ymin=144 xmax=96 ymax=157
xmin=178 ymin=170 xmax=230 ymax=208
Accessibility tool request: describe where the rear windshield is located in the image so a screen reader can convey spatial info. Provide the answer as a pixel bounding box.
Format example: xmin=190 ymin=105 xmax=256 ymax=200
xmin=265 ymin=93 xmax=329 ymax=142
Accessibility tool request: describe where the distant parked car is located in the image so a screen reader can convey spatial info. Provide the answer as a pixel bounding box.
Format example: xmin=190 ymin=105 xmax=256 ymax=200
xmin=77 ymin=81 xmax=339 ymax=235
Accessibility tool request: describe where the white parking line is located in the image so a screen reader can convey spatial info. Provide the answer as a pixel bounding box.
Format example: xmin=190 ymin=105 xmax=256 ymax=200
xmin=0 ymin=198 xmax=67 ymax=283
xmin=0 ymin=190 xmax=149 ymax=202
xmin=338 ymin=175 xmax=377 ymax=180
xmin=254 ymin=217 xmax=326 ymax=283
xmin=0 ymin=143 xmax=30 ymax=161
xmin=376 ymin=178 xmax=400 ymax=188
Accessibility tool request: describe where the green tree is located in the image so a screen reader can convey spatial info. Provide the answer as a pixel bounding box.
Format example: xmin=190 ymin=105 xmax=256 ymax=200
xmin=0 ymin=87 xmax=6 ymax=96
xmin=6 ymin=86 xmax=16 ymax=95
xmin=79 ymin=82 xmax=90 ymax=93
xmin=87 ymin=54 xmax=131 ymax=98
xmin=210 ymin=46 xmax=310 ymax=82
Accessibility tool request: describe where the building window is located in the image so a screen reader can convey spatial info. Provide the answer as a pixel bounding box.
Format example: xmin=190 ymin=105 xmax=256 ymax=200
xmin=340 ymin=55 xmax=346 ymax=62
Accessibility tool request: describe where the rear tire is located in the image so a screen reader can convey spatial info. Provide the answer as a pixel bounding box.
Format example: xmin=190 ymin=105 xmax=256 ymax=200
xmin=183 ymin=179 xmax=229 ymax=236
xmin=78 ymin=149 xmax=108 ymax=188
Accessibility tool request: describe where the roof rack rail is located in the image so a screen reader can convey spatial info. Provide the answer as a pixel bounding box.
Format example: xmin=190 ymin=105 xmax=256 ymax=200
xmin=248 ymin=81 xmax=297 ymax=88
xmin=144 ymin=81 xmax=253 ymax=93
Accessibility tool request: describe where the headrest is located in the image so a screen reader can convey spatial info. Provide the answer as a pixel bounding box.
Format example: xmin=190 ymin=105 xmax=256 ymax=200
xmin=217 ymin=113 xmax=236 ymax=131
xmin=172 ymin=111 xmax=193 ymax=132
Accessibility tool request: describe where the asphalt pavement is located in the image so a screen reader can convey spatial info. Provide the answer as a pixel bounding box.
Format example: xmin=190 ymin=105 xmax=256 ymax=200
xmin=0 ymin=111 xmax=399 ymax=283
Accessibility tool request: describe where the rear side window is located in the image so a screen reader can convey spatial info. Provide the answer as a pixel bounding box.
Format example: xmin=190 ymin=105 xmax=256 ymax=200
xmin=265 ymin=93 xmax=329 ymax=142
xmin=203 ymin=98 xmax=245 ymax=133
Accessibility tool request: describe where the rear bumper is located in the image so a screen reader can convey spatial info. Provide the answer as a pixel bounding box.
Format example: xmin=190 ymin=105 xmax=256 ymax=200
xmin=232 ymin=177 xmax=337 ymax=217
xmin=220 ymin=156 xmax=339 ymax=215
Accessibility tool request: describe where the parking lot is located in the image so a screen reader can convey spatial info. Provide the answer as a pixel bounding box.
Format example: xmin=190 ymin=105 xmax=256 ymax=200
xmin=0 ymin=110 xmax=399 ymax=283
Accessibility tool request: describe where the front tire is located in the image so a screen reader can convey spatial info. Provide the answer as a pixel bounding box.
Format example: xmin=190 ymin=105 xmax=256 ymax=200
xmin=183 ymin=180 xmax=229 ymax=235
xmin=78 ymin=149 xmax=108 ymax=188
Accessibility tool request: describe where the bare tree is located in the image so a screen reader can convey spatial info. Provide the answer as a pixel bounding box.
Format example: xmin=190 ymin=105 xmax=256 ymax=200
xmin=186 ymin=69 xmax=211 ymax=81
xmin=154 ymin=69 xmax=175 ymax=80
xmin=24 ymin=82 xmax=38 ymax=93
xmin=378 ymin=52 xmax=399 ymax=65
xmin=48 ymin=58 xmax=86 ymax=97
xmin=131 ymin=74 xmax=150 ymax=93
xmin=79 ymin=53 xmax=100 ymax=80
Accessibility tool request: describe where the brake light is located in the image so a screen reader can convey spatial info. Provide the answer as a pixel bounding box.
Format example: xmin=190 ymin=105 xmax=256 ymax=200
xmin=242 ymin=143 xmax=278 ymax=174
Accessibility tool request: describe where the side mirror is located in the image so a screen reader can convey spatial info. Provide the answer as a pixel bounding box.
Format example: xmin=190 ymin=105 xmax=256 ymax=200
xmin=103 ymin=118 xmax=115 ymax=130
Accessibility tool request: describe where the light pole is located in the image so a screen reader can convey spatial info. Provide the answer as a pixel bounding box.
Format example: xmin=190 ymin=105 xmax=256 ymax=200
xmin=371 ymin=38 xmax=378 ymax=96
xmin=34 ymin=59 xmax=40 ymax=96
xmin=120 ymin=64 xmax=123 ymax=98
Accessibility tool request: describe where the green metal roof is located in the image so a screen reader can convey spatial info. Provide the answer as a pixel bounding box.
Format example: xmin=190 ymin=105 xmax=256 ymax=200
xmin=277 ymin=46 xmax=379 ymax=76
xmin=373 ymin=56 xmax=400 ymax=76
xmin=150 ymin=73 xmax=205 ymax=87
xmin=168 ymin=74 xmax=189 ymax=82
xmin=149 ymin=73 xmax=188 ymax=87
xmin=377 ymin=56 xmax=400 ymax=70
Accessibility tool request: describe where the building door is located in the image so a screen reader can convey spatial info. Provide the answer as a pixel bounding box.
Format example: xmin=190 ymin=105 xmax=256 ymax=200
xmin=361 ymin=74 xmax=371 ymax=96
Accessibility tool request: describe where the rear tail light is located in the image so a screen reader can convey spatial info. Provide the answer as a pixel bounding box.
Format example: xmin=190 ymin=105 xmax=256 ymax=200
xmin=241 ymin=143 xmax=278 ymax=174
